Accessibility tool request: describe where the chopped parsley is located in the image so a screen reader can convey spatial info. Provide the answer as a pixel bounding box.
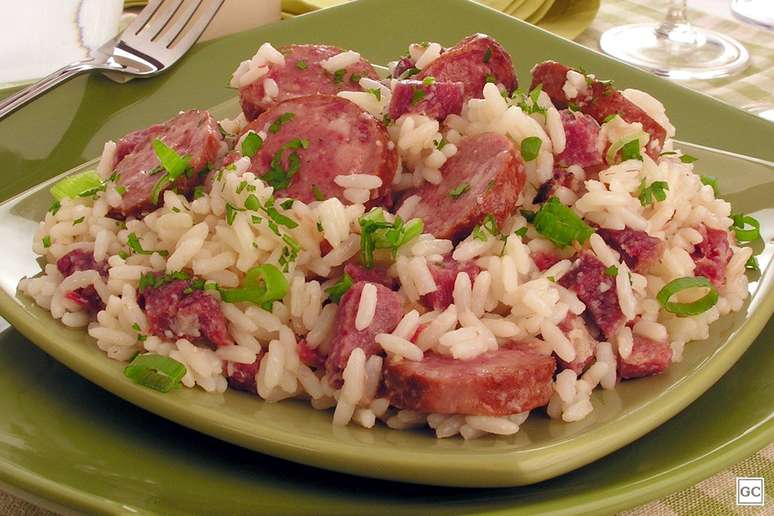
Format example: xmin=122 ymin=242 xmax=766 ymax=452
xmin=567 ymin=102 xmax=580 ymax=112
xmin=520 ymin=136 xmax=542 ymax=162
xmin=48 ymin=200 xmax=61 ymax=215
xmin=127 ymin=232 xmax=168 ymax=256
xmin=42 ymin=235 xmax=51 ymax=248
xmin=72 ymin=216 xmax=85 ymax=225
xmin=620 ymin=139 xmax=643 ymax=161
xmin=312 ymin=184 xmax=326 ymax=201
xmin=138 ymin=271 xmax=192 ymax=293
xmin=368 ymin=88 xmax=382 ymax=101
xmin=358 ymin=208 xmax=423 ymax=267
xmin=350 ymin=73 xmax=362 ymax=84
xmin=398 ymin=66 xmax=419 ymax=79
xmin=700 ymin=175 xmax=719 ymax=196
xmin=471 ymin=214 xmax=500 ymax=241
xmin=422 ymin=76 xmax=435 ymax=86
xmin=333 ymin=69 xmax=346 ymax=84
xmin=193 ymin=186 xmax=205 ymax=199
xmin=296 ymin=59 xmax=308 ymax=70
xmin=280 ymin=199 xmax=295 ymax=210
xmin=269 ymin=112 xmax=295 ymax=134
xmin=602 ymin=113 xmax=619 ymax=123
xmin=448 ymin=182 xmax=470 ymax=199
xmin=680 ymin=154 xmax=698 ymax=164
xmin=240 ymin=131 xmax=263 ymax=157
xmin=637 ymin=180 xmax=669 ymax=207
xmin=483 ymin=47 xmax=493 ymax=64
xmin=325 ymin=273 xmax=353 ymax=303
xmin=261 ymin=138 xmax=309 ymax=190
xmin=115 ymin=185 xmax=127 ymax=196
xmin=605 ymin=265 xmax=619 ymax=277
xmin=485 ymin=73 xmax=496 ymax=84
xmin=225 ymin=203 xmax=242 ymax=225
xmin=411 ymin=88 xmax=426 ymax=105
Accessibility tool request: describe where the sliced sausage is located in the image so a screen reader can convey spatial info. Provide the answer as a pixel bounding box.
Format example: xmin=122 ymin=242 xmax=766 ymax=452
xmin=325 ymin=281 xmax=403 ymax=386
xmin=343 ymin=262 xmax=397 ymax=290
xmin=618 ymin=334 xmax=672 ymax=379
xmin=416 ymin=34 xmax=517 ymax=102
xmin=142 ymin=279 xmax=233 ymax=347
xmin=596 ymin=227 xmax=665 ymax=274
xmin=226 ymin=357 xmax=261 ymax=393
xmin=241 ymin=95 xmax=397 ymax=204
xmin=56 ymin=249 xmax=108 ymax=312
xmin=421 ymin=256 xmax=480 ymax=311
xmin=388 ymin=79 xmax=464 ymax=122
xmin=400 ymin=132 xmax=525 ymax=242
xmin=530 ymin=61 xmax=667 ymax=158
xmin=381 ymin=347 xmax=556 ymax=416
xmin=114 ymin=110 xmax=223 ymax=217
xmin=239 ymin=44 xmax=379 ymax=121
xmin=559 ymin=252 xmax=625 ymax=339
xmin=555 ymin=109 xmax=604 ymax=171
xmin=692 ymin=225 xmax=732 ymax=287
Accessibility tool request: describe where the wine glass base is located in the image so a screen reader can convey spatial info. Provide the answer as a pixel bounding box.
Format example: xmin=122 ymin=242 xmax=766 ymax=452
xmin=600 ymin=23 xmax=750 ymax=80
xmin=732 ymin=0 xmax=774 ymax=30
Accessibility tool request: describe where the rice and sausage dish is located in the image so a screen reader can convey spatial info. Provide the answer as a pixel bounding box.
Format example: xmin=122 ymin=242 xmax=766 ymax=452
xmin=20 ymin=34 xmax=761 ymax=439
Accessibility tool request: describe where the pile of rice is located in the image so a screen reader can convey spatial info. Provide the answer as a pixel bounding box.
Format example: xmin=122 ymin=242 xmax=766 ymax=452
xmin=20 ymin=43 xmax=753 ymax=440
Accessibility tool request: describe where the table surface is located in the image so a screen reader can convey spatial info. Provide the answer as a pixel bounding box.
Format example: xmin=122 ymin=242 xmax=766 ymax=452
xmin=0 ymin=0 xmax=771 ymax=514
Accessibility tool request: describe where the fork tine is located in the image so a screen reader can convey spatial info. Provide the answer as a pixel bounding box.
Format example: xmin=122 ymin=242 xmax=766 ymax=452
xmin=143 ymin=0 xmax=185 ymax=40
xmin=123 ymin=0 xmax=165 ymax=36
xmin=163 ymin=0 xmax=224 ymax=57
xmin=156 ymin=0 xmax=205 ymax=48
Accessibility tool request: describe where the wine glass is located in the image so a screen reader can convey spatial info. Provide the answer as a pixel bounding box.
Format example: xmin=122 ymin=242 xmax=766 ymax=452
xmin=731 ymin=0 xmax=774 ymax=30
xmin=599 ymin=1 xmax=749 ymax=80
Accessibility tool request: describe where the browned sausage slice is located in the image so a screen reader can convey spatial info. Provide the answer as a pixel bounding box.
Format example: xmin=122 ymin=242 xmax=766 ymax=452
xmin=530 ymin=61 xmax=668 ymax=158
xmin=241 ymin=95 xmax=397 ymax=204
xmin=114 ymin=110 xmax=223 ymax=217
xmin=381 ymin=348 xmax=556 ymax=416
xmin=239 ymin=44 xmax=379 ymax=121
xmin=399 ymin=132 xmax=525 ymax=242
xmin=416 ymin=34 xmax=517 ymax=102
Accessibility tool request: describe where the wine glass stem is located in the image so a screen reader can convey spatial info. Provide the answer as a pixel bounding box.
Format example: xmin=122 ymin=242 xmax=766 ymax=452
xmin=655 ymin=0 xmax=704 ymax=48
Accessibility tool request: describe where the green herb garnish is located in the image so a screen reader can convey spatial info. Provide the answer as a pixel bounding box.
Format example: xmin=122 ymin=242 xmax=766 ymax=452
xmin=127 ymin=232 xmax=168 ymax=256
xmin=637 ymin=180 xmax=669 ymax=207
xmin=449 ymin=182 xmax=470 ymax=199
xmin=533 ymin=197 xmax=594 ymax=248
xmin=241 ymin=132 xmax=263 ymax=157
xmin=124 ymin=354 xmax=186 ymax=393
xmin=325 ymin=273 xmax=353 ymax=303
xmin=657 ymin=276 xmax=718 ymax=316
xmin=520 ymin=136 xmax=542 ymax=162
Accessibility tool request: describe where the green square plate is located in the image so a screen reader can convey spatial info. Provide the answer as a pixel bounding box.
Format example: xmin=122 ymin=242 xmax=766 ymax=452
xmin=0 ymin=0 xmax=771 ymax=498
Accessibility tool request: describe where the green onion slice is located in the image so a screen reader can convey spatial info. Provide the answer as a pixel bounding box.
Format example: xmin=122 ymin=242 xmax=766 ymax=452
xmin=240 ymin=131 xmax=263 ymax=158
xmin=606 ymin=131 xmax=647 ymax=164
xmin=219 ymin=264 xmax=288 ymax=307
xmin=700 ymin=175 xmax=719 ymax=196
xmin=520 ymin=136 xmax=542 ymax=162
xmin=731 ymin=214 xmax=760 ymax=243
xmin=124 ymin=353 xmax=187 ymax=393
xmin=49 ymin=170 xmax=103 ymax=201
xmin=656 ymin=276 xmax=719 ymax=316
xmin=533 ymin=197 xmax=594 ymax=248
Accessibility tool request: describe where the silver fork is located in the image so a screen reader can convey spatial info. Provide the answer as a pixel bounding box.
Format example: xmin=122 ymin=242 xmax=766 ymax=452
xmin=0 ymin=0 xmax=224 ymax=121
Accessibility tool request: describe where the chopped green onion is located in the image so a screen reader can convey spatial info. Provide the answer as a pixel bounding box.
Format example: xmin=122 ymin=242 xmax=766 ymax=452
xmin=350 ymin=73 xmax=362 ymax=84
xmin=244 ymin=193 xmax=261 ymax=211
xmin=127 ymin=232 xmax=168 ymax=256
xmin=680 ymin=154 xmax=698 ymax=164
xmin=219 ymin=264 xmax=288 ymax=308
xmin=280 ymin=199 xmax=294 ymax=209
xmin=533 ymin=197 xmax=594 ymax=248
xmin=261 ymin=138 xmax=309 ymax=190
xmin=269 ymin=112 xmax=295 ymax=134
xmin=296 ymin=59 xmax=307 ymax=70
xmin=265 ymin=206 xmax=298 ymax=229
xmin=333 ymin=69 xmax=346 ymax=84
xmin=656 ymin=276 xmax=718 ymax=316
xmin=411 ymin=88 xmax=425 ymax=105
xmin=48 ymin=200 xmax=61 ymax=215
xmin=483 ymin=47 xmax=493 ymax=63
xmin=472 ymin=225 xmax=487 ymax=241
xmin=312 ymin=184 xmax=326 ymax=201
xmin=124 ymin=353 xmax=186 ymax=393
xmin=434 ymin=137 xmax=448 ymax=150
xmin=325 ymin=273 xmax=353 ymax=303
xmin=567 ymin=102 xmax=580 ymax=112
xmin=115 ymin=185 xmax=127 ymax=196
xmin=482 ymin=214 xmax=499 ymax=235
xmin=605 ymin=265 xmax=618 ymax=277
xmin=700 ymin=175 xmax=719 ymax=196
xmin=731 ymin=214 xmax=761 ymax=243
xmin=637 ymin=180 xmax=669 ymax=207
xmin=602 ymin=114 xmax=619 ymax=123
xmin=226 ymin=203 xmax=242 ymax=225
xmin=485 ymin=73 xmax=496 ymax=84
xmin=514 ymin=227 xmax=528 ymax=238
xmin=398 ymin=66 xmax=419 ymax=79
xmin=422 ymin=76 xmax=435 ymax=86
xmin=240 ymin=132 xmax=263 ymax=157
xmin=152 ymin=139 xmax=190 ymax=180
xmin=520 ymin=136 xmax=542 ymax=162
xmin=118 ymin=250 xmax=130 ymax=260
xmin=382 ymin=114 xmax=392 ymax=126
xmin=42 ymin=236 xmax=51 ymax=248
xmin=448 ymin=182 xmax=470 ymax=199
xmin=520 ymin=209 xmax=536 ymax=223
xmin=49 ymin=170 xmax=103 ymax=201
xmin=745 ymin=256 xmax=760 ymax=273
xmin=72 ymin=217 xmax=85 ymax=225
